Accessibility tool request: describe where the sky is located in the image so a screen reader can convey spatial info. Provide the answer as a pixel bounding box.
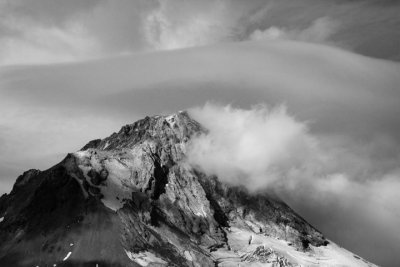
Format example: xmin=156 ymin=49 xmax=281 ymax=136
xmin=0 ymin=0 xmax=399 ymax=266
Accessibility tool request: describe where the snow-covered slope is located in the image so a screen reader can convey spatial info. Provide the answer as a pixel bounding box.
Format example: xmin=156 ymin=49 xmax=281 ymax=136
xmin=0 ymin=112 xmax=377 ymax=267
xmin=213 ymin=227 xmax=376 ymax=267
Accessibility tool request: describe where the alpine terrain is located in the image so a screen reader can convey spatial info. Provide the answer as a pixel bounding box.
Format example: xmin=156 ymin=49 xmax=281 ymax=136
xmin=0 ymin=111 xmax=377 ymax=267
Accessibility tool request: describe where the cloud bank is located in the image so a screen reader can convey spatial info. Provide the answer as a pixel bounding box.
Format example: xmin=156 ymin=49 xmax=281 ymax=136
xmin=187 ymin=103 xmax=400 ymax=193
xmin=187 ymin=104 xmax=317 ymax=191
xmin=1 ymin=0 xmax=400 ymax=65
xmin=187 ymin=103 xmax=400 ymax=266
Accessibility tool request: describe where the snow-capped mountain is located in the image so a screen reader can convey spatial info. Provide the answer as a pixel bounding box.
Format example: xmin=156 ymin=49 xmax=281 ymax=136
xmin=0 ymin=111 xmax=377 ymax=266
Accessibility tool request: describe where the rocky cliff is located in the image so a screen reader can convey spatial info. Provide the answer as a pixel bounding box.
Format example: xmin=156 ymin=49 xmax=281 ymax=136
xmin=0 ymin=111 xmax=376 ymax=267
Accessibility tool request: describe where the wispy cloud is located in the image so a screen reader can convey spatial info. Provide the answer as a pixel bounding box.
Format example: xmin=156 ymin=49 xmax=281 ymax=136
xmin=249 ymin=17 xmax=340 ymax=46
xmin=0 ymin=18 xmax=99 ymax=65
xmin=0 ymin=0 xmax=399 ymax=65
xmin=143 ymin=0 xmax=236 ymax=50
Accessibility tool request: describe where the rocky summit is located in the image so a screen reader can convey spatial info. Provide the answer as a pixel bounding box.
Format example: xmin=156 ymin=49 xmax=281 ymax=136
xmin=0 ymin=111 xmax=376 ymax=267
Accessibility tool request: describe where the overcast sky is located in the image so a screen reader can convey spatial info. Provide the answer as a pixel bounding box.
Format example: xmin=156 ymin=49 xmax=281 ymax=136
xmin=0 ymin=0 xmax=400 ymax=266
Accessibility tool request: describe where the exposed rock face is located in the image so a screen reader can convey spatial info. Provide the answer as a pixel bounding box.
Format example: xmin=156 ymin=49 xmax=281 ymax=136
xmin=0 ymin=111 xmax=375 ymax=267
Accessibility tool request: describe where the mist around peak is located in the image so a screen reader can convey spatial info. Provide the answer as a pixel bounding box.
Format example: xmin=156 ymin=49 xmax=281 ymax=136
xmin=186 ymin=103 xmax=400 ymax=265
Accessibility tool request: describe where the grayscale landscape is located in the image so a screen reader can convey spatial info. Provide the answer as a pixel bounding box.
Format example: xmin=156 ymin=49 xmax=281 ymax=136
xmin=0 ymin=1 xmax=399 ymax=266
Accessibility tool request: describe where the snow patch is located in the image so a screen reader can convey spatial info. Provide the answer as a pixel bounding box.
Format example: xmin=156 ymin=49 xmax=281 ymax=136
xmin=184 ymin=251 xmax=193 ymax=261
xmin=124 ymin=250 xmax=167 ymax=266
xmin=103 ymin=141 xmax=110 ymax=149
xmin=62 ymin=251 xmax=72 ymax=261
xmin=73 ymin=151 xmax=132 ymax=211
xmin=211 ymin=227 xmax=376 ymax=267
xmin=73 ymin=147 xmax=158 ymax=212
xmin=165 ymin=115 xmax=176 ymax=128
xmin=101 ymin=158 xmax=132 ymax=211
xmin=74 ymin=150 xmax=90 ymax=158
xmin=0 ymin=217 xmax=4 ymax=223
xmin=125 ymin=250 xmax=135 ymax=261
xmin=194 ymin=206 xmax=207 ymax=217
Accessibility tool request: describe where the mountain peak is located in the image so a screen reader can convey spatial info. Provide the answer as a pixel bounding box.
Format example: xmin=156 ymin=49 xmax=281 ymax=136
xmin=81 ymin=110 xmax=203 ymax=152
xmin=0 ymin=113 xmax=376 ymax=267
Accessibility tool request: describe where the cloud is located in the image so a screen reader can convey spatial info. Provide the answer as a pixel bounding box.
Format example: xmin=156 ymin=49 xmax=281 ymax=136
xmin=284 ymin=170 xmax=400 ymax=266
xmin=0 ymin=0 xmax=248 ymax=64
xmin=2 ymin=39 xmax=398 ymax=140
xmin=0 ymin=18 xmax=100 ymax=65
xmin=143 ymin=0 xmax=236 ymax=50
xmin=1 ymin=0 xmax=400 ymax=65
xmin=249 ymin=17 xmax=340 ymax=45
xmin=186 ymin=103 xmax=317 ymax=191
xmin=186 ymin=103 xmax=400 ymax=191
xmin=186 ymin=103 xmax=400 ymax=266
xmin=0 ymin=0 xmax=101 ymax=25
xmin=0 ymin=39 xmax=399 ymax=265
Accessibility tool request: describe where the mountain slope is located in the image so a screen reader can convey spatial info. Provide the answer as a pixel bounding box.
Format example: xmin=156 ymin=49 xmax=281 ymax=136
xmin=0 ymin=111 xmax=377 ymax=267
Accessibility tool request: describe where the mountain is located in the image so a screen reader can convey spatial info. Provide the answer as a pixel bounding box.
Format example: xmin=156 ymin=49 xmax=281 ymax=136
xmin=0 ymin=111 xmax=377 ymax=267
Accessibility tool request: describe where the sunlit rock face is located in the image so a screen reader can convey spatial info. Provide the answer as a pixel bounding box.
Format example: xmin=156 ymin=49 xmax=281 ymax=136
xmin=0 ymin=112 xmax=374 ymax=267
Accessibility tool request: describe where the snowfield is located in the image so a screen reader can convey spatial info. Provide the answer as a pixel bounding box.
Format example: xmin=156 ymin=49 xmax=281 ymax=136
xmin=212 ymin=227 xmax=377 ymax=267
xmin=125 ymin=249 xmax=167 ymax=266
xmin=62 ymin=251 xmax=72 ymax=261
